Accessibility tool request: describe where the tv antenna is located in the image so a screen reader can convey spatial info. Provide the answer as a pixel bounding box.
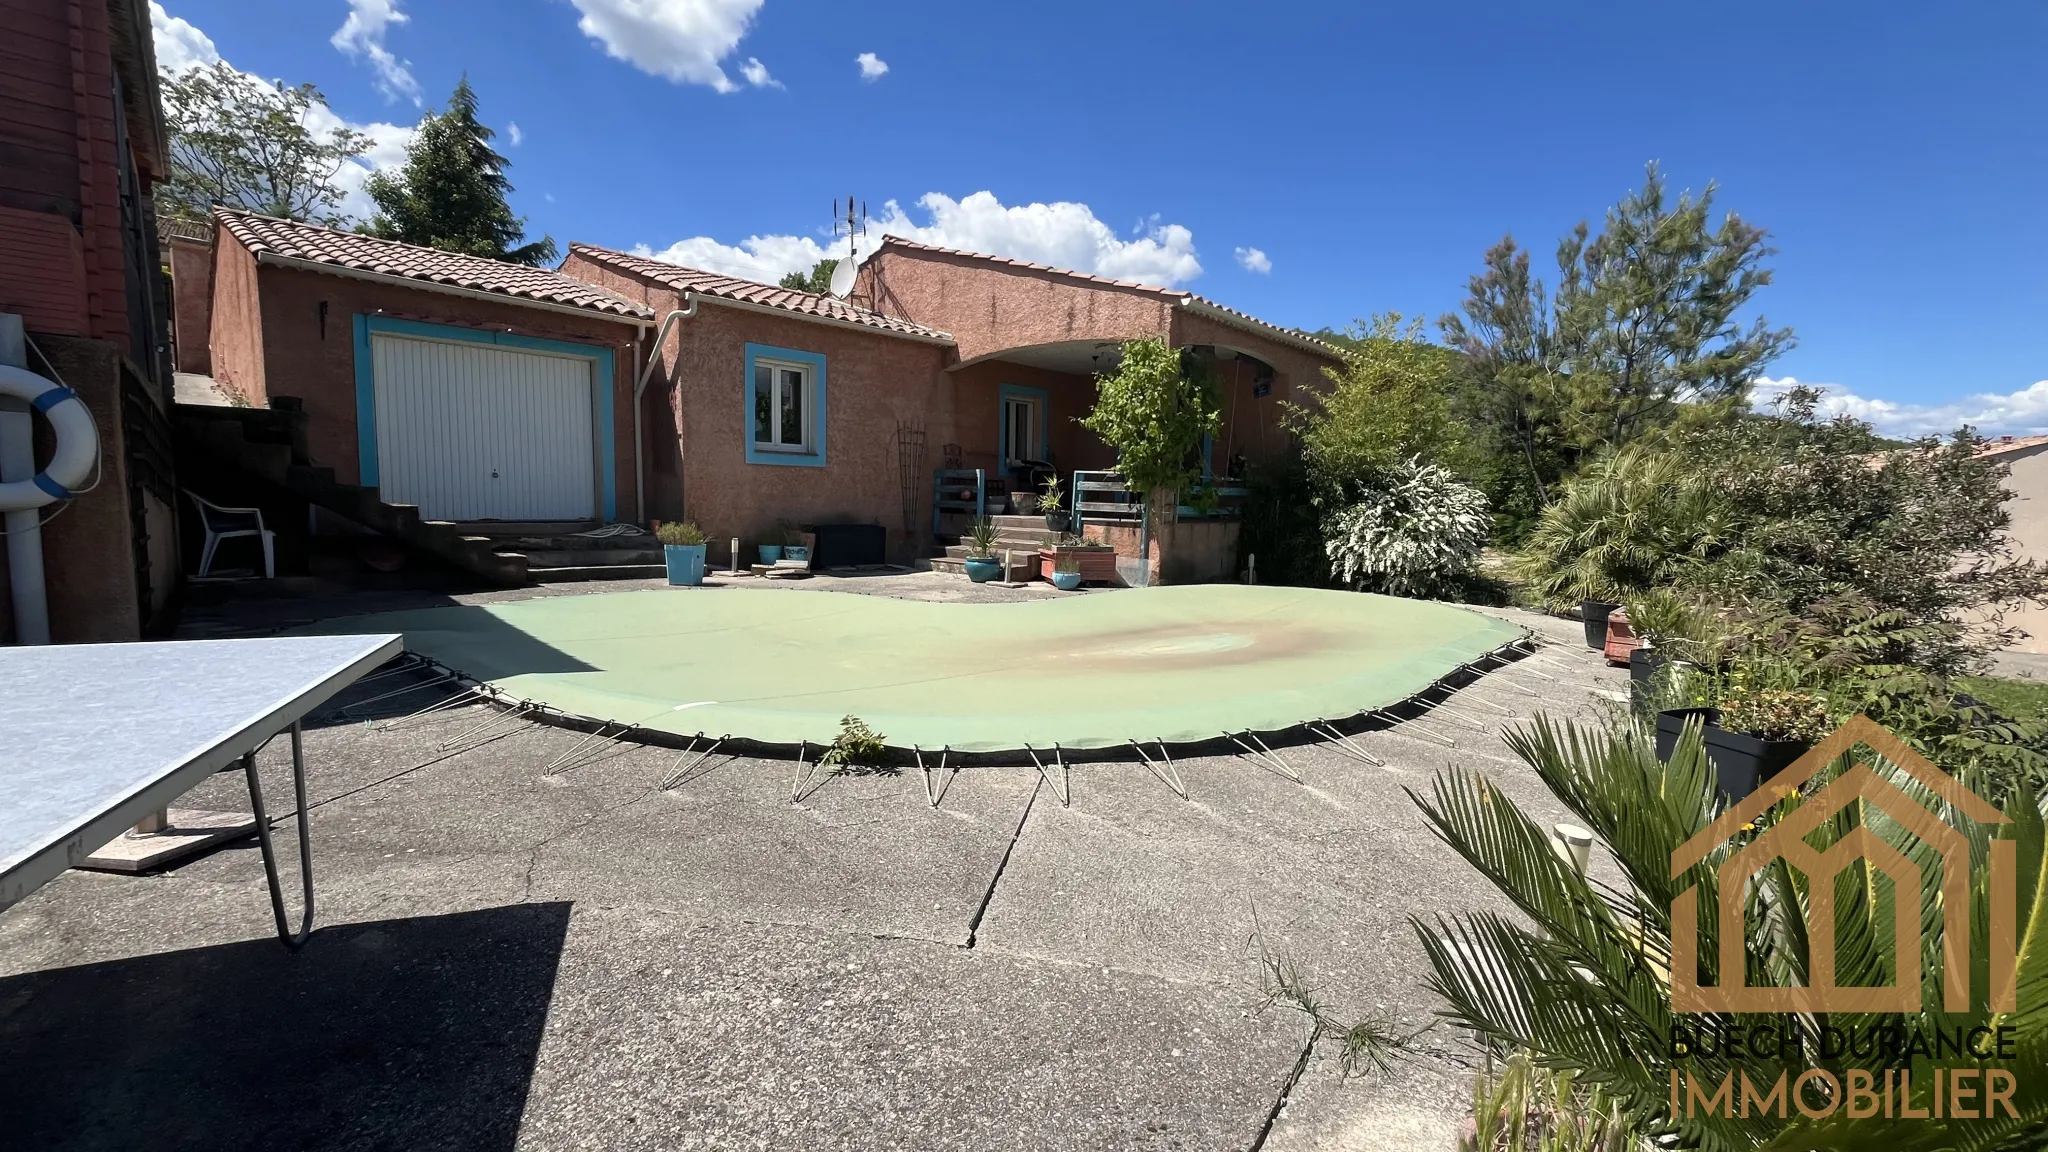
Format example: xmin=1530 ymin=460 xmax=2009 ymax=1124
xmin=830 ymin=196 xmax=867 ymax=299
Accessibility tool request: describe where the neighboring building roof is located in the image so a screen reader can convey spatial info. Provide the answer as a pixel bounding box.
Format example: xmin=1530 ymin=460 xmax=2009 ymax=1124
xmin=872 ymin=236 xmax=1342 ymax=360
xmin=1978 ymin=434 xmax=2048 ymax=459
xmin=214 ymin=209 xmax=653 ymax=321
xmin=566 ymin=244 xmax=954 ymax=343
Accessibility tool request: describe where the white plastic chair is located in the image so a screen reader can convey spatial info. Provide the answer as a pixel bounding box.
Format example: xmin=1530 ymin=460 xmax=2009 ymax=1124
xmin=189 ymin=492 xmax=275 ymax=579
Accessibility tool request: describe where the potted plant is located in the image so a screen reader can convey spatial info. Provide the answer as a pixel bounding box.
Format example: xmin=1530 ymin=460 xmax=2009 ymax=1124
xmin=1703 ymin=685 xmax=1830 ymax=800
xmin=1010 ymin=489 xmax=1039 ymax=516
xmin=962 ymin=517 xmax=1002 ymax=583
xmin=657 ymin=521 xmax=708 ymax=586
xmin=1038 ymin=476 xmax=1067 ymax=531
xmin=783 ymin=524 xmax=812 ymax=566
xmin=1049 ymin=549 xmax=1084 ymax=591
xmin=1037 ymin=532 xmax=1117 ymax=584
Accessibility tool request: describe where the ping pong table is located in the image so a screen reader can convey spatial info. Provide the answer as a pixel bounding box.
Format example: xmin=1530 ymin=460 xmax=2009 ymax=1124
xmin=1 ymin=633 xmax=404 ymax=948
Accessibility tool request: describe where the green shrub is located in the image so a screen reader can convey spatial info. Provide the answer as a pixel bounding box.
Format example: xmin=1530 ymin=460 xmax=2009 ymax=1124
xmin=1322 ymin=459 xmax=1491 ymax=598
xmin=655 ymin=521 xmax=705 ymax=546
xmin=1514 ymin=444 xmax=1738 ymax=607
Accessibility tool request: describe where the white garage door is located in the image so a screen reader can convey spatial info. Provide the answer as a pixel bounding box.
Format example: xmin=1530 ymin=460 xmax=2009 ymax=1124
xmin=371 ymin=334 xmax=598 ymax=522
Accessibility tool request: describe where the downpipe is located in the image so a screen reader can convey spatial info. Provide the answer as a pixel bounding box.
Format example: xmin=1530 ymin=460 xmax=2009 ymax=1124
xmin=633 ymin=296 xmax=700 ymax=525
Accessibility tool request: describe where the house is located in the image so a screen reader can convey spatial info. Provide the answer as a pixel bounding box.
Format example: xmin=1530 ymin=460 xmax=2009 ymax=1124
xmin=0 ymin=0 xmax=178 ymax=644
xmin=1980 ymin=434 xmax=2048 ymax=655
xmin=562 ymin=236 xmax=1340 ymax=575
xmin=182 ymin=211 xmax=1339 ymax=584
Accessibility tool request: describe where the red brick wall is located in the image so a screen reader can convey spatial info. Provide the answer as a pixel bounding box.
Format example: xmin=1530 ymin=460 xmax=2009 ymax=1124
xmin=0 ymin=0 xmax=131 ymax=348
xmin=207 ymin=230 xmax=265 ymax=404
xmin=246 ymin=261 xmax=644 ymax=515
xmin=0 ymin=205 xmax=89 ymax=334
xmin=559 ymin=252 xmax=958 ymax=561
xmin=166 ymin=236 xmax=213 ymax=373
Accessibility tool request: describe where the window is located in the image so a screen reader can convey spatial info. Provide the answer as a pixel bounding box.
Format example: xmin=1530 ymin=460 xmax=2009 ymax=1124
xmin=753 ymin=360 xmax=812 ymax=452
xmin=743 ymin=344 xmax=827 ymax=467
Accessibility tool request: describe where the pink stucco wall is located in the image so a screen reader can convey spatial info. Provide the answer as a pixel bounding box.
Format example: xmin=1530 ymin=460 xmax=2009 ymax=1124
xmin=860 ymin=245 xmax=1177 ymax=366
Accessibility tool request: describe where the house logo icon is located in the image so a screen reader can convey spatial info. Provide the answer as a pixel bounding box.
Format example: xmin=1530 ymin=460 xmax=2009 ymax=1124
xmin=1669 ymin=715 xmax=2018 ymax=1015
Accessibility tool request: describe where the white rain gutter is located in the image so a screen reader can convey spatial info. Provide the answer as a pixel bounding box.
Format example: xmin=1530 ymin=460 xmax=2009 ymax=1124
xmin=633 ymin=297 xmax=702 ymax=525
xmin=252 ymin=251 xmax=657 ymax=327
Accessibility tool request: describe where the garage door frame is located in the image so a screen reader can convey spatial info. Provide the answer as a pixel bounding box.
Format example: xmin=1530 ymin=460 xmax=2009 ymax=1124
xmin=352 ymin=315 xmax=616 ymax=521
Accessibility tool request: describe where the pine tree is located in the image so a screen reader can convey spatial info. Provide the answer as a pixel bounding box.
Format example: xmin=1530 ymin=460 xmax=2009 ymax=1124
xmin=364 ymin=78 xmax=555 ymax=266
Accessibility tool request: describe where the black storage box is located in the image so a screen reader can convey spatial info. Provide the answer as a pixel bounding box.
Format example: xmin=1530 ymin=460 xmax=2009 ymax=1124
xmin=811 ymin=523 xmax=888 ymax=568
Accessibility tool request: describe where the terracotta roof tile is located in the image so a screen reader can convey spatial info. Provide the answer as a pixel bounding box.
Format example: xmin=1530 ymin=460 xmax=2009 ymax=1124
xmin=214 ymin=208 xmax=653 ymax=320
xmin=872 ymin=236 xmax=1341 ymax=360
xmin=566 ymin=244 xmax=952 ymax=341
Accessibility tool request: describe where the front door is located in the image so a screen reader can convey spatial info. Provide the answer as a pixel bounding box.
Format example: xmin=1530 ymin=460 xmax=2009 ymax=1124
xmin=1001 ymin=392 xmax=1042 ymax=467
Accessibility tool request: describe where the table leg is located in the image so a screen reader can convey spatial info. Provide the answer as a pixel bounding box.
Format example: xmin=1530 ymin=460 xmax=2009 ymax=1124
xmin=243 ymin=721 xmax=315 ymax=949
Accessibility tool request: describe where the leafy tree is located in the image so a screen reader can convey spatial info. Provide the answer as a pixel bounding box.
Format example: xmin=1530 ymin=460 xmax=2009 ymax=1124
xmin=1442 ymin=163 xmax=1794 ymax=500
xmin=364 ymin=79 xmax=554 ymax=265
xmin=160 ymin=62 xmax=370 ymax=227
xmin=1292 ymin=313 xmax=1469 ymax=498
xmin=778 ymin=259 xmax=837 ymax=294
xmin=1079 ymin=339 xmax=1221 ymax=508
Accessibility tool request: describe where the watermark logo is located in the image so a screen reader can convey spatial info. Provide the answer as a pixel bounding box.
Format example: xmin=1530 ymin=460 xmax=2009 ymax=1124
xmin=1669 ymin=715 xmax=2017 ymax=1015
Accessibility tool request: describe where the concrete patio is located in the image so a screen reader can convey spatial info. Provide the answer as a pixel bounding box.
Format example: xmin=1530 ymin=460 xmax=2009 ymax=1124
xmin=0 ymin=577 xmax=1625 ymax=1151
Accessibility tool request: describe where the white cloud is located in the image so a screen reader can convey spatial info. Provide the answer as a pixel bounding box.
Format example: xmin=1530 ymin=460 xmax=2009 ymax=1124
xmin=738 ymin=56 xmax=780 ymax=89
xmin=149 ymin=1 xmax=217 ymax=72
xmin=856 ymin=51 xmax=888 ymax=81
xmin=636 ymin=190 xmax=1204 ymax=288
xmin=1752 ymin=376 xmax=2048 ymax=440
xmin=1234 ymin=246 xmax=1271 ymax=274
xmin=507 ymin=121 xmax=524 ymax=145
xmin=330 ymin=0 xmax=422 ymax=105
xmin=152 ymin=3 xmax=413 ymax=223
xmin=567 ymin=0 xmax=766 ymax=94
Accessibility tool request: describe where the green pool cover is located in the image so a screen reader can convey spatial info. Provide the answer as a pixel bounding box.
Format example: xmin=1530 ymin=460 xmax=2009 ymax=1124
xmin=310 ymin=585 xmax=1525 ymax=752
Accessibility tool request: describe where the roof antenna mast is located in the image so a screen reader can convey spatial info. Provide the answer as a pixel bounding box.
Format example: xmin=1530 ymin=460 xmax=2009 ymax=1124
xmin=828 ymin=196 xmax=865 ymax=300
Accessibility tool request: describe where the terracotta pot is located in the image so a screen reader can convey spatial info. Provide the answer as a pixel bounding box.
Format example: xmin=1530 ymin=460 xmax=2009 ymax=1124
xmin=1603 ymin=612 xmax=1639 ymax=667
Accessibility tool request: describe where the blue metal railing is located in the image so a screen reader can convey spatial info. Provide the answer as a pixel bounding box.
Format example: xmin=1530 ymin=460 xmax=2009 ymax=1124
xmin=931 ymin=468 xmax=987 ymax=537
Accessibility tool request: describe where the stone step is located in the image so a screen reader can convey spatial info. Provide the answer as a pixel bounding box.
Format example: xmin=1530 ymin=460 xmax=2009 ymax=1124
xmin=527 ymin=563 xmax=666 ymax=583
xmin=506 ymin=548 xmax=664 ymax=568
xmin=931 ymin=555 xmax=1037 ymax=580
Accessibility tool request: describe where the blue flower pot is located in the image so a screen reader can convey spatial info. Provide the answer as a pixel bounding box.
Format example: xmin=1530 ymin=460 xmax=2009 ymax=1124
xmin=1050 ymin=570 xmax=1083 ymax=591
xmin=758 ymin=544 xmax=783 ymax=564
xmin=963 ymin=557 xmax=1001 ymax=583
xmin=664 ymin=543 xmax=707 ymax=586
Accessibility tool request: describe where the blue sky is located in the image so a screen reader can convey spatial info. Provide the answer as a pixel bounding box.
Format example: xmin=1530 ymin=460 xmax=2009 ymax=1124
xmin=152 ymin=1 xmax=2048 ymax=437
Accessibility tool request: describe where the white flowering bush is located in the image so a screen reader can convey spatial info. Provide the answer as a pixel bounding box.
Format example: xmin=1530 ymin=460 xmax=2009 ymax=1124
xmin=1323 ymin=460 xmax=1491 ymax=598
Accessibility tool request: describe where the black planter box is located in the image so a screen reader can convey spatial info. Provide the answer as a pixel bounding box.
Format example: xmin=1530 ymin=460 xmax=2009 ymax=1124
xmin=1702 ymin=725 xmax=1810 ymax=802
xmin=1655 ymin=707 xmax=1809 ymax=802
xmin=1580 ymin=600 xmax=1620 ymax=649
xmin=811 ymin=523 xmax=887 ymax=568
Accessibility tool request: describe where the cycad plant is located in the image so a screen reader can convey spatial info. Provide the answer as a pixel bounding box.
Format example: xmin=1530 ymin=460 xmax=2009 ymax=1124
xmin=1412 ymin=716 xmax=2048 ymax=1151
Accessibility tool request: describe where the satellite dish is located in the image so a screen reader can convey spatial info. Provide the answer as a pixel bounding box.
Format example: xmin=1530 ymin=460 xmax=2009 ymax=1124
xmin=828 ymin=258 xmax=857 ymax=299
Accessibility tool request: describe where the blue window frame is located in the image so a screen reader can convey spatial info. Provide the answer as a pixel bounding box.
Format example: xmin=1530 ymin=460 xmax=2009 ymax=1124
xmin=744 ymin=343 xmax=828 ymax=467
xmin=351 ymin=314 xmax=616 ymax=519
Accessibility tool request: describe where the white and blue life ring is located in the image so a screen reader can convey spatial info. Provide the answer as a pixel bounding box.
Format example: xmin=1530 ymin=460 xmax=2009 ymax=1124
xmin=0 ymin=363 xmax=98 ymax=513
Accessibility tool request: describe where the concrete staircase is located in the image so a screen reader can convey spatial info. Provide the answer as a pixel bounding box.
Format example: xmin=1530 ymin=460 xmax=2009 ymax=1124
xmin=176 ymin=403 xmax=528 ymax=586
xmin=474 ymin=526 xmax=665 ymax=582
xmin=930 ymin=514 xmax=1055 ymax=580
